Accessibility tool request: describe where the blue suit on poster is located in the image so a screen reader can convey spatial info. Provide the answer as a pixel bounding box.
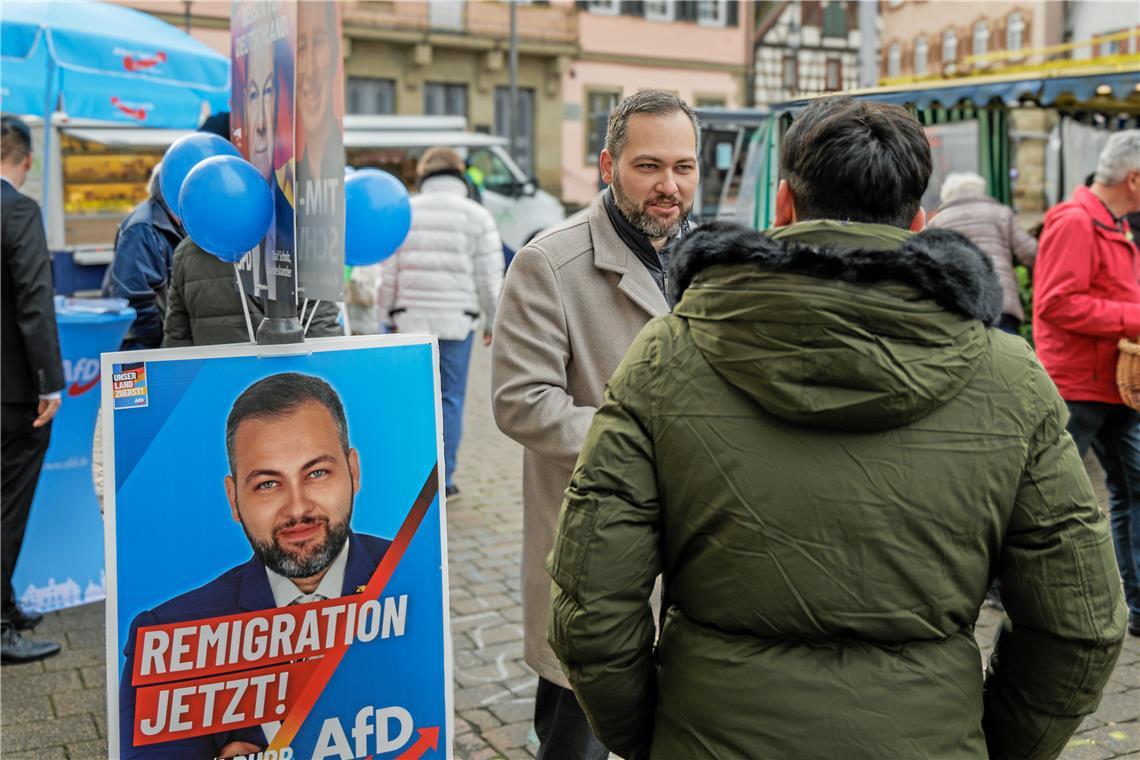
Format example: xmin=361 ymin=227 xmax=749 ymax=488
xmin=118 ymin=531 xmax=390 ymax=760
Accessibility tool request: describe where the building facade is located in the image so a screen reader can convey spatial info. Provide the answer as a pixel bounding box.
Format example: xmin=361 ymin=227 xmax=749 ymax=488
xmin=878 ymin=1 xmax=1063 ymax=83
xmin=753 ymin=1 xmax=861 ymax=106
xmin=560 ymin=0 xmax=755 ymax=206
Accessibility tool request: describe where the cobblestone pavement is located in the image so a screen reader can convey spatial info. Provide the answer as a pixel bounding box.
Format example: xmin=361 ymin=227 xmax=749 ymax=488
xmin=2 ymin=342 xmax=1138 ymax=759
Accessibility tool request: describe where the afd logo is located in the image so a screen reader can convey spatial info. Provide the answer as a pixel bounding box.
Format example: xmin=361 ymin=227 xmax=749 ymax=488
xmin=64 ymin=358 xmax=100 ymax=397
xmin=110 ymin=97 xmax=153 ymax=121
xmin=114 ymin=47 xmax=167 ymax=73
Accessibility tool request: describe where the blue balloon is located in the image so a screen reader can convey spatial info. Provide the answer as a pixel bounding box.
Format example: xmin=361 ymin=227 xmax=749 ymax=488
xmin=345 ymin=169 xmax=412 ymax=266
xmin=160 ymin=133 xmax=240 ymax=216
xmin=179 ymin=156 xmax=273 ymax=263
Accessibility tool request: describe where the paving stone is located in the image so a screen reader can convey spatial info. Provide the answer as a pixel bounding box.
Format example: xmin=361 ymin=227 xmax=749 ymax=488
xmin=64 ymin=628 xmax=105 ymax=650
xmin=41 ymin=646 xmax=105 ymax=673
xmin=1061 ymin=735 xmax=1116 ymax=760
xmin=0 ymin=714 xmax=98 ymax=752
xmin=0 ymin=693 xmax=53 ymax=725
xmin=488 ymin=698 xmax=536 ymax=725
xmin=67 ymin=737 xmax=111 ymax=759
xmin=79 ymin=665 xmax=106 ymax=690
xmin=51 ymin=688 xmax=105 ymax=718
xmin=460 ymin=707 xmax=503 ymax=732
xmin=0 ymin=669 xmax=83 ymax=699
xmin=1088 ymin=691 xmax=1140 ymax=724
xmin=483 ymin=720 xmax=533 ymax=752
xmin=1074 ymin=724 xmax=1140 ymax=756
xmin=2 ymin=746 xmax=68 ymax=760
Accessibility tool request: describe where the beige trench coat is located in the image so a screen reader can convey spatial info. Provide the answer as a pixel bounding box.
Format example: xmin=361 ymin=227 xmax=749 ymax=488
xmin=491 ymin=193 xmax=668 ymax=688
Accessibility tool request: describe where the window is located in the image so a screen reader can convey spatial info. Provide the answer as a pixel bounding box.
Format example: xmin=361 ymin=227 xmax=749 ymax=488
xmin=973 ymin=21 xmax=989 ymax=57
xmin=1007 ymin=12 xmax=1025 ymax=52
xmin=825 ymin=58 xmax=842 ymax=91
xmin=587 ymin=0 xmax=619 ymax=14
xmin=942 ymin=29 xmax=958 ymax=64
xmin=423 ymin=82 xmax=467 ymax=117
xmin=914 ymin=36 xmax=928 ymax=75
xmin=468 ymin=147 xmax=520 ymax=197
xmin=887 ymin=42 xmax=901 ymax=77
xmin=494 ymin=86 xmax=535 ymax=177
xmin=347 ymin=77 xmax=395 ymax=115
xmin=822 ymin=2 xmax=848 ymax=38
xmin=645 ymin=0 xmax=673 ymax=21
xmin=782 ymin=54 xmax=799 ymax=91
xmin=585 ymin=89 xmax=620 ymax=163
xmin=696 ymin=95 xmax=727 ymax=108
xmin=697 ymin=0 xmax=727 ymax=27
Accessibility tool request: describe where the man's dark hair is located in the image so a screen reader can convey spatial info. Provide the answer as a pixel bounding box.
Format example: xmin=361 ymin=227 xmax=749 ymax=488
xmin=605 ymin=89 xmax=701 ymax=159
xmin=1 ymin=115 xmax=33 ymax=164
xmin=225 ymin=372 xmax=349 ymax=474
xmin=781 ymin=97 xmax=931 ymax=228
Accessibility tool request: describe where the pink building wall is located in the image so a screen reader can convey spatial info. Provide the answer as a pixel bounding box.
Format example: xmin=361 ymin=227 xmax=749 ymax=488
xmin=561 ymin=10 xmax=752 ymax=207
xmin=561 ymin=61 xmax=741 ymax=205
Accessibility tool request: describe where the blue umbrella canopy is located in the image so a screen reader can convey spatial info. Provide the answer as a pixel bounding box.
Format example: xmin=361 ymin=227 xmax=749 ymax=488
xmin=1 ymin=0 xmax=229 ymax=127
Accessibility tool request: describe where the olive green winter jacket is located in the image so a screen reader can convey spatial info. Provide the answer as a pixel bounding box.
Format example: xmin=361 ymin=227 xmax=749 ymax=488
xmin=548 ymin=221 xmax=1126 ymax=760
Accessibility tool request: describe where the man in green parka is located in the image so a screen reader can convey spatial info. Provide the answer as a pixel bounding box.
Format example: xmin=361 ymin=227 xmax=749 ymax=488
xmin=548 ymin=97 xmax=1126 ymax=760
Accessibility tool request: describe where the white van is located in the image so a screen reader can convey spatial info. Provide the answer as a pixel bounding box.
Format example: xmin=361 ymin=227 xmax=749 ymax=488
xmin=31 ymin=114 xmax=565 ymax=293
xmin=343 ymin=115 xmax=565 ymax=251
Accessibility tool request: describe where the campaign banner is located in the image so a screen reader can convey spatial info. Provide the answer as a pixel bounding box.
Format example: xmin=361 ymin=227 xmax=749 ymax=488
xmin=14 ymin=299 xmax=134 ymax=613
xmin=295 ymin=1 xmax=346 ymax=303
xmin=231 ymin=0 xmax=298 ymax=303
xmin=103 ymin=335 xmax=451 ymax=759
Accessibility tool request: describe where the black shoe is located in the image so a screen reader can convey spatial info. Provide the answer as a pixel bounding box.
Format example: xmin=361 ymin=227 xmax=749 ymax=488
xmin=1 ymin=626 xmax=61 ymax=664
xmin=445 ymin=484 xmax=459 ymax=497
xmin=6 ymin=604 xmax=43 ymax=631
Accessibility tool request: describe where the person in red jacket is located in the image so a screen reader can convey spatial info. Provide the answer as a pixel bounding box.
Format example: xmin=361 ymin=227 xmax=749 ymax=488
xmin=1033 ymin=129 xmax=1140 ymax=637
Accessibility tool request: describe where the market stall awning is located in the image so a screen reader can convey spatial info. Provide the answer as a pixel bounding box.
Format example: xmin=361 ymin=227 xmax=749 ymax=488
xmin=777 ymin=68 xmax=1140 ymax=111
xmin=0 ymin=0 xmax=229 ymax=127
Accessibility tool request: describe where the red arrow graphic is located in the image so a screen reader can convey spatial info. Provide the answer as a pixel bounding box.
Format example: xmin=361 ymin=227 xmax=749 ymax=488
xmin=395 ymin=726 xmax=440 ymax=760
xmin=266 ymin=466 xmax=439 ymax=754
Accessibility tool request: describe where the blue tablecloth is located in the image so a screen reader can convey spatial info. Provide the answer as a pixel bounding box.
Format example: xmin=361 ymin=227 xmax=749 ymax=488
xmin=14 ymin=298 xmax=134 ymax=613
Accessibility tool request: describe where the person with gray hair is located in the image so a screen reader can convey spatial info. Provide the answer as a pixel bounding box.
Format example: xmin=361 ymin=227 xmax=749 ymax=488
xmin=491 ymin=89 xmax=699 ymax=759
xmin=101 ymin=160 xmax=186 ymax=349
xmin=927 ymin=171 xmax=1037 ymax=334
xmin=1034 ymin=128 xmax=1140 ymax=639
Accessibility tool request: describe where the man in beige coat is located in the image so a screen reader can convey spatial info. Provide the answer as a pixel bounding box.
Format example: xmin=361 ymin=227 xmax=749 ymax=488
xmin=492 ymin=90 xmax=700 ymax=759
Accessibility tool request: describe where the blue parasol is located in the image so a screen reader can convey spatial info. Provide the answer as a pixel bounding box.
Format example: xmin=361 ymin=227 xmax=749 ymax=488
xmin=1 ymin=0 xmax=230 ymax=238
xmin=1 ymin=0 xmax=229 ymax=125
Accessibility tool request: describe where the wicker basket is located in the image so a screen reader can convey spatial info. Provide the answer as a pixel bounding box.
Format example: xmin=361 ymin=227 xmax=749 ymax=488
xmin=1117 ymin=338 xmax=1140 ymax=411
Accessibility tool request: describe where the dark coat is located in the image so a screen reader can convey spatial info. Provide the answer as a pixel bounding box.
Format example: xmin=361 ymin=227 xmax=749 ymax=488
xmin=549 ymin=220 xmax=1126 ymax=760
xmin=163 ymin=238 xmax=343 ymax=347
xmin=118 ymin=531 xmax=390 ymax=759
xmin=1 ymin=179 xmax=63 ymax=403
xmin=101 ymin=196 xmax=184 ymax=350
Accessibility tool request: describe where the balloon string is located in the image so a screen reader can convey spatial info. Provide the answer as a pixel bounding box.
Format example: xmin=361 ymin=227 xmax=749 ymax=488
xmin=339 ymin=301 xmax=351 ymax=336
xmin=304 ymin=300 xmax=320 ymax=336
xmin=234 ymin=263 xmax=255 ymax=344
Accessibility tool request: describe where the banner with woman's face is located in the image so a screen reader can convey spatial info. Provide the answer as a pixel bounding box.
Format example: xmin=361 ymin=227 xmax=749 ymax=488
xmin=294 ymin=0 xmax=346 ymax=303
xmin=231 ymin=1 xmax=298 ymax=303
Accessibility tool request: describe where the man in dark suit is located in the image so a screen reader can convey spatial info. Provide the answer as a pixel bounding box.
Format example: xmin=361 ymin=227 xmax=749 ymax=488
xmin=1 ymin=114 xmax=64 ymax=664
xmin=119 ymin=372 xmax=391 ymax=759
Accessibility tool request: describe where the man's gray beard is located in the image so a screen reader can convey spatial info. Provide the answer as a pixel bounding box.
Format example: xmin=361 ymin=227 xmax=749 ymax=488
xmin=611 ymin=170 xmax=690 ymax=240
xmin=240 ymin=505 xmax=353 ymax=579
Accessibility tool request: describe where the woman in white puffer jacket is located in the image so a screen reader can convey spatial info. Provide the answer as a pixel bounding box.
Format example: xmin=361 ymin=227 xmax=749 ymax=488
xmin=378 ymin=147 xmax=504 ymax=497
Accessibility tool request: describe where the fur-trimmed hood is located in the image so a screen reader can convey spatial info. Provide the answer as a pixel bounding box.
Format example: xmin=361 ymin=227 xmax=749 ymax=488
xmin=667 ymin=221 xmax=1003 ymax=323
xmin=666 ymin=221 xmax=1004 ymax=430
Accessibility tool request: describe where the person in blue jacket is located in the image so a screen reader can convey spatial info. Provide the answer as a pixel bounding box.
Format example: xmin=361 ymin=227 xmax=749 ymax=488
xmin=101 ymin=163 xmax=184 ymax=350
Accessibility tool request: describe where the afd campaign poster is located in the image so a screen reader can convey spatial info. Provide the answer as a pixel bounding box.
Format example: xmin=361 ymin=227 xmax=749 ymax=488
xmin=231 ymin=0 xmax=298 ymax=303
xmin=102 ymin=336 xmax=452 ymax=759
xmin=295 ymin=0 xmax=346 ymax=303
